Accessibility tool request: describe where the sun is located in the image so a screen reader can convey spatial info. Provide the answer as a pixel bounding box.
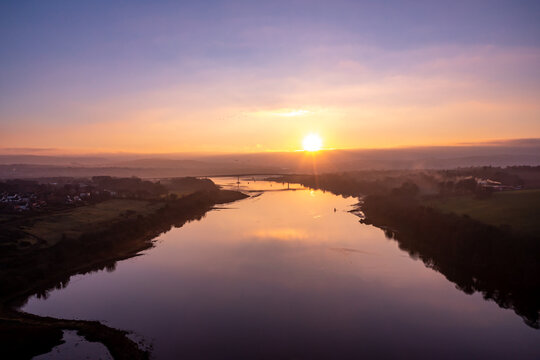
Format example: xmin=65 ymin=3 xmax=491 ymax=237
xmin=302 ymin=133 xmax=322 ymax=152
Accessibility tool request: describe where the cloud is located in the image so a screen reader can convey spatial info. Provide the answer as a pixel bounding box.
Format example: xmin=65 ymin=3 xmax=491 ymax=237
xmin=1 ymin=41 xmax=539 ymax=152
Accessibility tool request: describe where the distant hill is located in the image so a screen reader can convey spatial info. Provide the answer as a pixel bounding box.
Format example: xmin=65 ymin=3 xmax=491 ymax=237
xmin=0 ymin=155 xmax=110 ymax=166
xmin=1 ymin=139 xmax=539 ymax=178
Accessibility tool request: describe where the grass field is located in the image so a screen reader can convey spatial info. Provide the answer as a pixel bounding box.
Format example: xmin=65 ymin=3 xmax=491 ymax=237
xmin=423 ymin=189 xmax=540 ymax=235
xmin=19 ymin=199 xmax=165 ymax=246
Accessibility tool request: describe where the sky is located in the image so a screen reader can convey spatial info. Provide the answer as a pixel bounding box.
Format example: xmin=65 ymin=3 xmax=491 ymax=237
xmin=1 ymin=0 xmax=540 ymax=154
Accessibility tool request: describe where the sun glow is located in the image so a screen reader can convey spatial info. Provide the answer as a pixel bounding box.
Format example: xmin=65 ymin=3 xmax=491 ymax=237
xmin=275 ymin=109 xmax=310 ymax=117
xmin=302 ymin=133 xmax=323 ymax=152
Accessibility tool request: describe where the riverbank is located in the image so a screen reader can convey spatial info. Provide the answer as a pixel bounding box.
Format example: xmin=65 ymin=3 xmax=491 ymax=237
xmin=269 ymin=173 xmax=540 ymax=329
xmin=422 ymin=189 xmax=540 ymax=235
xmin=360 ymin=193 xmax=540 ymax=328
xmin=0 ymin=189 xmax=248 ymax=359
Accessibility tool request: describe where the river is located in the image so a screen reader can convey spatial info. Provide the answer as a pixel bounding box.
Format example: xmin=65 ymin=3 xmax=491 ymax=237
xmin=23 ymin=177 xmax=540 ymax=359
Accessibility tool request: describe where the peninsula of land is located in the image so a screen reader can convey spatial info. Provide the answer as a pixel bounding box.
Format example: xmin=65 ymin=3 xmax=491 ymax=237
xmin=0 ymin=176 xmax=247 ymax=359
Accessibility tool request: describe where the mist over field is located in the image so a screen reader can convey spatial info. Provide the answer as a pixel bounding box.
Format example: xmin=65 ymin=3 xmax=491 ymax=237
xmin=1 ymin=139 xmax=539 ymax=178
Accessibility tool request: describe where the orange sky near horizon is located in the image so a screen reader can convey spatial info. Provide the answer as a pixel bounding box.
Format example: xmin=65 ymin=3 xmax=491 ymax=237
xmin=2 ymin=2 xmax=540 ymax=154
xmin=3 ymin=96 xmax=539 ymax=155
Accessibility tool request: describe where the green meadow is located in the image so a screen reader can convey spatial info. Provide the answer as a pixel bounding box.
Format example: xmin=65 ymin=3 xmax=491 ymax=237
xmin=423 ymin=189 xmax=540 ymax=235
xmin=18 ymin=199 xmax=165 ymax=247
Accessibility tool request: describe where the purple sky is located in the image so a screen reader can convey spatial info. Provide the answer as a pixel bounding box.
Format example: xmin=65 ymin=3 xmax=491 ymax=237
xmin=1 ymin=0 xmax=540 ymax=153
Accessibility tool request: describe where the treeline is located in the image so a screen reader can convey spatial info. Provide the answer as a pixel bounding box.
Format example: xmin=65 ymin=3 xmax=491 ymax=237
xmin=162 ymin=177 xmax=219 ymax=193
xmin=271 ymin=174 xmax=391 ymax=197
xmin=361 ymin=193 xmax=540 ymax=328
xmin=91 ymin=176 xmax=167 ymax=197
xmin=271 ymin=172 xmax=540 ymax=329
xmin=1 ymin=189 xmax=247 ymax=307
xmin=273 ymin=167 xmax=540 ymax=199
xmin=272 ymin=172 xmax=482 ymax=197
xmin=0 ymin=182 xmax=247 ymax=359
xmin=0 ymin=176 xmax=167 ymax=196
xmin=0 ymin=176 xmax=229 ymax=215
xmin=440 ymin=165 xmax=540 ymax=187
xmin=0 ymin=176 xmax=168 ymax=214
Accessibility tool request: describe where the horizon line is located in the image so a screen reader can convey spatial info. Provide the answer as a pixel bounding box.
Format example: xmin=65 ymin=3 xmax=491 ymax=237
xmin=0 ymin=137 xmax=539 ymax=158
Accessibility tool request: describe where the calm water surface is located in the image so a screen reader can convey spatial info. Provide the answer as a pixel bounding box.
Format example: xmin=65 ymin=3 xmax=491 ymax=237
xmin=23 ymin=178 xmax=540 ymax=359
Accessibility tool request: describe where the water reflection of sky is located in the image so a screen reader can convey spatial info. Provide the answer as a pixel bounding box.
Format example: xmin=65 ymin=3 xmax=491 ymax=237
xmin=211 ymin=176 xmax=306 ymax=192
xmin=32 ymin=330 xmax=112 ymax=360
xmin=23 ymin=180 xmax=540 ymax=359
